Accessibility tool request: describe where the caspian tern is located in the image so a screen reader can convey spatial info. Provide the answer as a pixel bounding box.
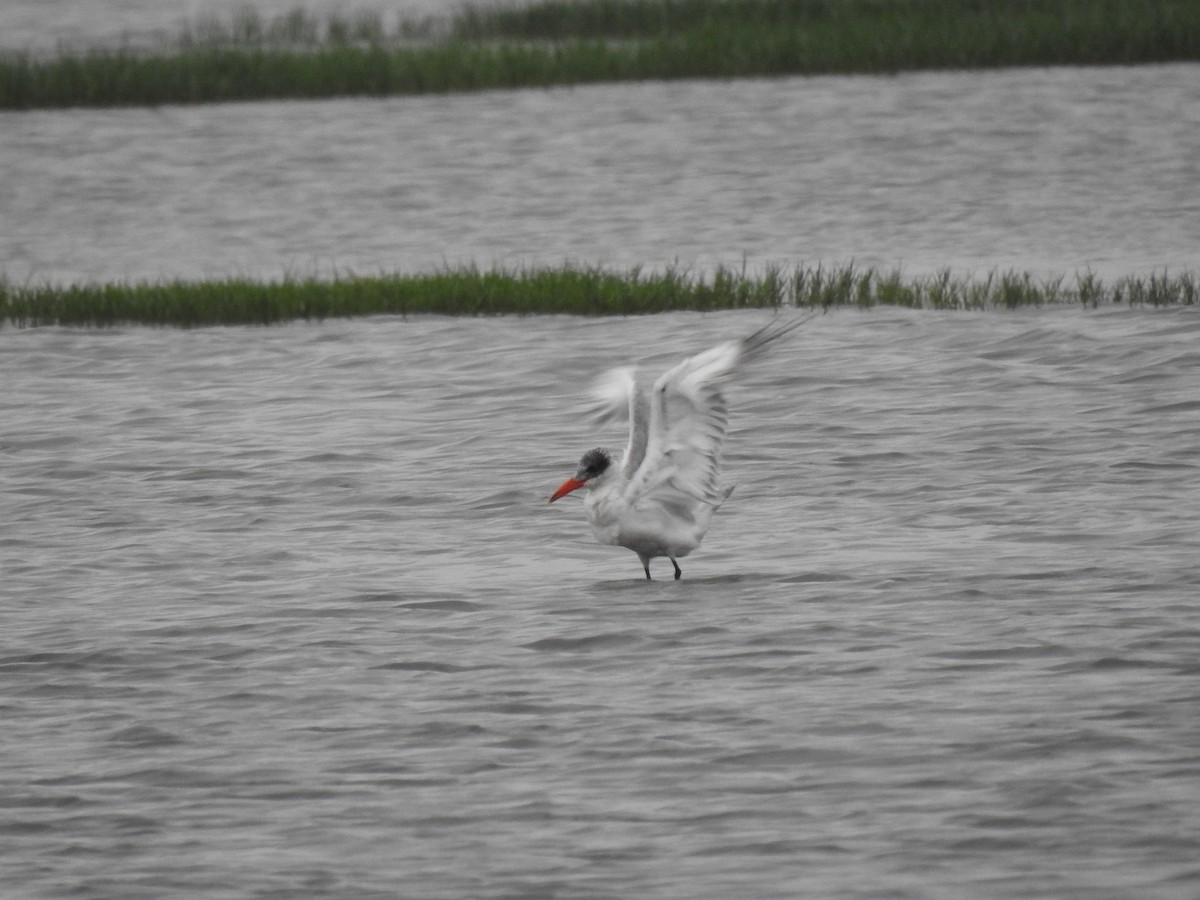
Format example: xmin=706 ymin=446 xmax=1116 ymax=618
xmin=548 ymin=317 xmax=808 ymax=580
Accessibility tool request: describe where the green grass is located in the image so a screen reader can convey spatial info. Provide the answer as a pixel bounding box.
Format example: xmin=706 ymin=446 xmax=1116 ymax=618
xmin=3 ymin=265 xmax=1195 ymax=328
xmin=448 ymin=0 xmax=1199 ymax=47
xmin=2 ymin=0 xmax=1197 ymax=109
xmin=175 ymin=8 xmax=399 ymax=49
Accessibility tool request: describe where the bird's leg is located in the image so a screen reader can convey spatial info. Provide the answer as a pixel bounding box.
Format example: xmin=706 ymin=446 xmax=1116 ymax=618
xmin=639 ymin=554 xmax=652 ymax=580
xmin=670 ymin=557 xmax=681 ymax=580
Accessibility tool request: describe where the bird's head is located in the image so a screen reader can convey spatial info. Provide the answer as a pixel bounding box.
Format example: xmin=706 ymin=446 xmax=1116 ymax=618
xmin=548 ymin=448 xmax=612 ymax=502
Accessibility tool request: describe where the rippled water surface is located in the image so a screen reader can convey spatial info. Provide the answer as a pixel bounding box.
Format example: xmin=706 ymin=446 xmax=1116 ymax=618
xmin=4 ymin=309 xmax=1200 ymax=898
xmin=3 ymin=64 xmax=1198 ymax=285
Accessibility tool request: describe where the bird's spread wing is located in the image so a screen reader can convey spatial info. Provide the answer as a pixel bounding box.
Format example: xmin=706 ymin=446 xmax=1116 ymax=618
xmin=625 ymin=340 xmax=739 ymax=509
xmin=588 ymin=366 xmax=650 ymax=479
xmin=625 ymin=318 xmax=810 ymax=509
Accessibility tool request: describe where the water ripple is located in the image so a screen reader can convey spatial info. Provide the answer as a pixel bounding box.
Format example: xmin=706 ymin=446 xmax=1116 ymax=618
xmin=2 ymin=309 xmax=1199 ymax=898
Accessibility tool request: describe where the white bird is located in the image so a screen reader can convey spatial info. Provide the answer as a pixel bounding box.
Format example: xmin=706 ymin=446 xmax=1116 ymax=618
xmin=548 ymin=317 xmax=808 ymax=580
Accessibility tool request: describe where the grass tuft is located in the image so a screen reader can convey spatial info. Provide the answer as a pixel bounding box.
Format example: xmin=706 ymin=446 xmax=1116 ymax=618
xmin=2 ymin=265 xmax=1196 ymax=328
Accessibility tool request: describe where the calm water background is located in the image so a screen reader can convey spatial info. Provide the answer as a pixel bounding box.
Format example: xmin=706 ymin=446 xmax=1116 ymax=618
xmin=2 ymin=60 xmax=1198 ymax=283
xmin=4 ymin=309 xmax=1200 ymax=899
xmin=4 ymin=2 xmax=1200 ymax=897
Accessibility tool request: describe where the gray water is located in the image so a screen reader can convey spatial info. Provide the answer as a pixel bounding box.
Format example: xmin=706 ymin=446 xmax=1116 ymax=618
xmin=3 ymin=308 xmax=1200 ymax=898
xmin=2 ymin=64 xmax=1198 ymax=286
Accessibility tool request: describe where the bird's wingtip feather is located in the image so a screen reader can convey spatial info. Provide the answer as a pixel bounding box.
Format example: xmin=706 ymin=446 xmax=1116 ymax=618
xmin=740 ymin=310 xmax=817 ymax=361
xmin=586 ymin=365 xmax=638 ymax=425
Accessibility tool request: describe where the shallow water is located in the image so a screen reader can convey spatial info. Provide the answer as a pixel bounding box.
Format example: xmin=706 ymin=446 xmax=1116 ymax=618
xmin=3 ymin=308 xmax=1200 ymax=898
xmin=2 ymin=64 xmax=1198 ymax=286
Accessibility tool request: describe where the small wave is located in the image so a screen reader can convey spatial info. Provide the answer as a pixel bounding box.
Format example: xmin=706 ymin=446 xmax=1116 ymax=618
xmin=522 ymin=632 xmax=642 ymax=653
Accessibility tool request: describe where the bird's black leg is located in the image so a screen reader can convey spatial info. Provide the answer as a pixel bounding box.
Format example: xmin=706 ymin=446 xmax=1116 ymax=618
xmin=644 ymin=563 xmax=652 ymax=580
xmin=639 ymin=555 xmax=652 ymax=580
xmin=671 ymin=558 xmax=681 ymax=580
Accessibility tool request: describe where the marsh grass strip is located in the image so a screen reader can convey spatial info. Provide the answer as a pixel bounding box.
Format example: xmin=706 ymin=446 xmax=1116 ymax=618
xmin=2 ymin=0 xmax=1198 ymax=109
xmin=3 ymin=266 xmax=1196 ymax=328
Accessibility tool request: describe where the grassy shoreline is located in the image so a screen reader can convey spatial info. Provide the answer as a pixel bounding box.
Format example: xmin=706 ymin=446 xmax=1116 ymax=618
xmin=2 ymin=0 xmax=1198 ymax=109
xmin=3 ymin=266 xmax=1195 ymax=328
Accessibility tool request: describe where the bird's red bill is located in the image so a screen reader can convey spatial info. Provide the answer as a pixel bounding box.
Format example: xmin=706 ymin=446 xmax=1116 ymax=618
xmin=549 ymin=477 xmax=586 ymax=503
